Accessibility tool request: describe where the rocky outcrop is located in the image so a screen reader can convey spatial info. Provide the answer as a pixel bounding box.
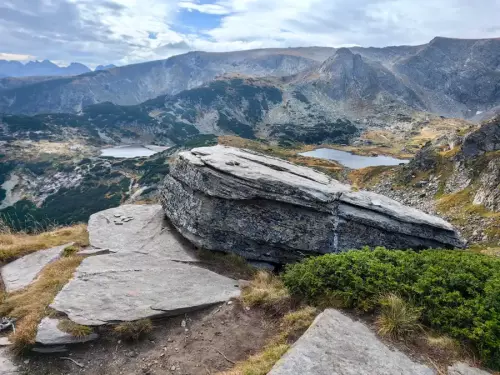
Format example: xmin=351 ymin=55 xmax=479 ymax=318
xmin=160 ymin=146 xmax=463 ymax=264
xmin=49 ymin=205 xmax=240 ymax=326
xmin=268 ymin=309 xmax=434 ymax=375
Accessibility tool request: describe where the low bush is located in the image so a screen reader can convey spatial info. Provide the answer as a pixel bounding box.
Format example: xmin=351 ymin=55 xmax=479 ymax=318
xmin=283 ymin=247 xmax=500 ymax=369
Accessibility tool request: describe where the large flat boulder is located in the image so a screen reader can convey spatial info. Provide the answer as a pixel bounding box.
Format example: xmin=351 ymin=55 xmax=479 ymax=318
xmin=1 ymin=243 xmax=71 ymax=293
xmin=49 ymin=205 xmax=240 ymax=326
xmin=268 ymin=309 xmax=435 ymax=375
xmin=159 ymin=145 xmax=464 ymax=263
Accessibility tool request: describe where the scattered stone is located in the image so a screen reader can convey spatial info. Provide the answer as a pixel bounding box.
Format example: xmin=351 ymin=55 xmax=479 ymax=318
xmin=0 ymin=318 xmax=16 ymax=333
xmin=448 ymin=362 xmax=492 ymax=375
xmin=227 ymin=301 xmax=233 ymax=305
xmin=114 ymin=222 xmax=124 ymax=226
xmin=35 ymin=318 xmax=98 ymax=345
xmin=268 ymin=309 xmax=435 ymax=375
xmin=114 ymin=214 xmax=121 ymax=218
xmin=181 ymin=320 xmax=186 ymax=328
xmin=171 ymin=365 xmax=176 ymax=371
xmin=160 ymin=146 xmax=464 ymax=263
xmin=1 ymin=243 xmax=72 ymax=293
xmin=0 ymin=337 xmax=12 ymax=346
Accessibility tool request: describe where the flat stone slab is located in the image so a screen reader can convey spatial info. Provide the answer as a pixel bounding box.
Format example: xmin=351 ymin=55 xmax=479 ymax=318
xmin=448 ymin=362 xmax=492 ymax=375
xmin=35 ymin=318 xmax=98 ymax=345
xmin=1 ymin=243 xmax=71 ymax=293
xmin=50 ymin=253 xmax=240 ymax=325
xmin=268 ymin=309 xmax=435 ymax=375
xmin=88 ymin=204 xmax=198 ymax=262
xmin=49 ymin=205 xmax=240 ymax=326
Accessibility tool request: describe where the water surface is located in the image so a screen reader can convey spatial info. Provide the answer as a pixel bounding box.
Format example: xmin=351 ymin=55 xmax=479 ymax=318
xmin=300 ymin=148 xmax=409 ymax=169
xmin=100 ymin=145 xmax=167 ymax=158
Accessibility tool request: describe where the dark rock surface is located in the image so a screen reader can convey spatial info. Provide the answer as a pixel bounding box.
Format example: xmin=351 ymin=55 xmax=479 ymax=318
xmin=160 ymin=146 xmax=463 ymax=263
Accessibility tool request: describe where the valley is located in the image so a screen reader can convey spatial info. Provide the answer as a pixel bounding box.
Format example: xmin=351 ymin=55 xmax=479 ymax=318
xmin=1 ymin=35 xmax=499 ymax=375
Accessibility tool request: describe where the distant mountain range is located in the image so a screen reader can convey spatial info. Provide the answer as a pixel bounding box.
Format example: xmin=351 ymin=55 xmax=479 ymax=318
xmin=0 ymin=60 xmax=116 ymax=78
xmin=0 ymin=37 xmax=499 ymax=124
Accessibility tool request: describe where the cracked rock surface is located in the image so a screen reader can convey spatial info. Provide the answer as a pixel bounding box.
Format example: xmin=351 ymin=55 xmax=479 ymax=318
xmin=49 ymin=205 xmax=240 ymax=326
xmin=269 ymin=309 xmax=435 ymax=375
xmin=160 ymin=145 xmax=464 ymax=263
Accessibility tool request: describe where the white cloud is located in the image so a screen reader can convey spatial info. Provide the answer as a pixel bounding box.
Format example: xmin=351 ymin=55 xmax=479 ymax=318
xmin=0 ymin=0 xmax=499 ymax=67
xmin=178 ymin=1 xmax=230 ymax=15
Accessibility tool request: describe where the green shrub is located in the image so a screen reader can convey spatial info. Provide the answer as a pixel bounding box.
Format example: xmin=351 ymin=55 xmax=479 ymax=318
xmin=283 ymin=247 xmax=500 ymax=369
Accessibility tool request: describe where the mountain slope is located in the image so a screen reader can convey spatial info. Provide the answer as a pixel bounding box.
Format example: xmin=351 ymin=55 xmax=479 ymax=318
xmin=0 ymin=49 xmax=321 ymax=115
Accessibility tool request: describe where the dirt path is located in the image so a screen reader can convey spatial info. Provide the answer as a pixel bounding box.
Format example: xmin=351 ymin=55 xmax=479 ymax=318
xmin=19 ymin=301 xmax=278 ymax=375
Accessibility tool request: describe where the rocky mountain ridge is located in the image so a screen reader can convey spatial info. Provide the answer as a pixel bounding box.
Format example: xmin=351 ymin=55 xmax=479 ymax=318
xmin=0 ymin=37 xmax=498 ymax=121
xmin=0 ymin=60 xmax=91 ymax=78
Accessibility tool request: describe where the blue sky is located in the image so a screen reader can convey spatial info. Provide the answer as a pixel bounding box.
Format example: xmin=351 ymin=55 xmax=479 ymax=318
xmin=0 ymin=0 xmax=499 ymax=68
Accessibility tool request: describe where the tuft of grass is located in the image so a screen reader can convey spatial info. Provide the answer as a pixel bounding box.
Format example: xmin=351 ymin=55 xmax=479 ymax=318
xmin=220 ymin=343 xmax=290 ymax=375
xmin=219 ymin=306 xmax=317 ymax=375
xmin=0 ymin=224 xmax=88 ymax=263
xmin=113 ymin=319 xmax=153 ymax=341
xmin=376 ymin=294 xmax=422 ymax=338
xmin=241 ymin=271 xmax=291 ymax=313
xmin=0 ymin=255 xmax=84 ymax=350
xmin=62 ymin=245 xmax=79 ymax=257
xmin=426 ymin=334 xmax=462 ymax=358
xmin=57 ymin=320 xmax=93 ymax=337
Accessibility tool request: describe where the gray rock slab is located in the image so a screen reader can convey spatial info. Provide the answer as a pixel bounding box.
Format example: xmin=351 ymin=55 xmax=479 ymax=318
xmin=448 ymin=363 xmax=492 ymax=375
xmin=268 ymin=309 xmax=435 ymax=375
xmin=50 ymin=252 xmax=240 ymax=325
xmin=1 ymin=243 xmax=71 ymax=293
xmin=88 ymin=204 xmax=198 ymax=262
xmin=35 ymin=318 xmax=98 ymax=345
xmin=160 ymin=145 xmax=464 ymax=263
xmin=0 ymin=348 xmax=18 ymax=374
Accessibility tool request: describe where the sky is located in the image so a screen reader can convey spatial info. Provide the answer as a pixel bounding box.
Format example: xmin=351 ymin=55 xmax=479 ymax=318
xmin=0 ymin=0 xmax=499 ymax=68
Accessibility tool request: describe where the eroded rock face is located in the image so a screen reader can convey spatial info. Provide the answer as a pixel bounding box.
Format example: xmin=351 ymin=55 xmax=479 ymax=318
xmin=160 ymin=145 xmax=463 ymax=263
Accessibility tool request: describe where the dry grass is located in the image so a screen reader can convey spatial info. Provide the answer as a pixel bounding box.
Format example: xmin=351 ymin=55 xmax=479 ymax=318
xmin=241 ymin=271 xmax=291 ymax=313
xmin=426 ymin=334 xmax=462 ymax=358
xmin=113 ymin=319 xmax=153 ymax=341
xmin=219 ymin=306 xmax=317 ymax=375
xmin=0 ymin=255 xmax=84 ymax=350
xmin=0 ymin=224 xmax=89 ymax=263
xmin=57 ymin=320 xmax=93 ymax=337
xmin=376 ymin=294 xmax=422 ymax=338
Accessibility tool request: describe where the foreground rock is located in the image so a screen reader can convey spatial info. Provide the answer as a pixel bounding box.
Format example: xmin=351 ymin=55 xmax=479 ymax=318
xmin=448 ymin=363 xmax=492 ymax=375
xmin=268 ymin=309 xmax=434 ymax=375
xmin=35 ymin=318 xmax=98 ymax=345
xmin=1 ymin=243 xmax=71 ymax=293
xmin=49 ymin=205 xmax=240 ymax=327
xmin=160 ymin=145 xmax=463 ymax=263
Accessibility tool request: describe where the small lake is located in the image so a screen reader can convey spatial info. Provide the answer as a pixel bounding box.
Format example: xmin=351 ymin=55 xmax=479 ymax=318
xmin=299 ymin=148 xmax=409 ymax=169
xmin=100 ymin=145 xmax=168 ymax=159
